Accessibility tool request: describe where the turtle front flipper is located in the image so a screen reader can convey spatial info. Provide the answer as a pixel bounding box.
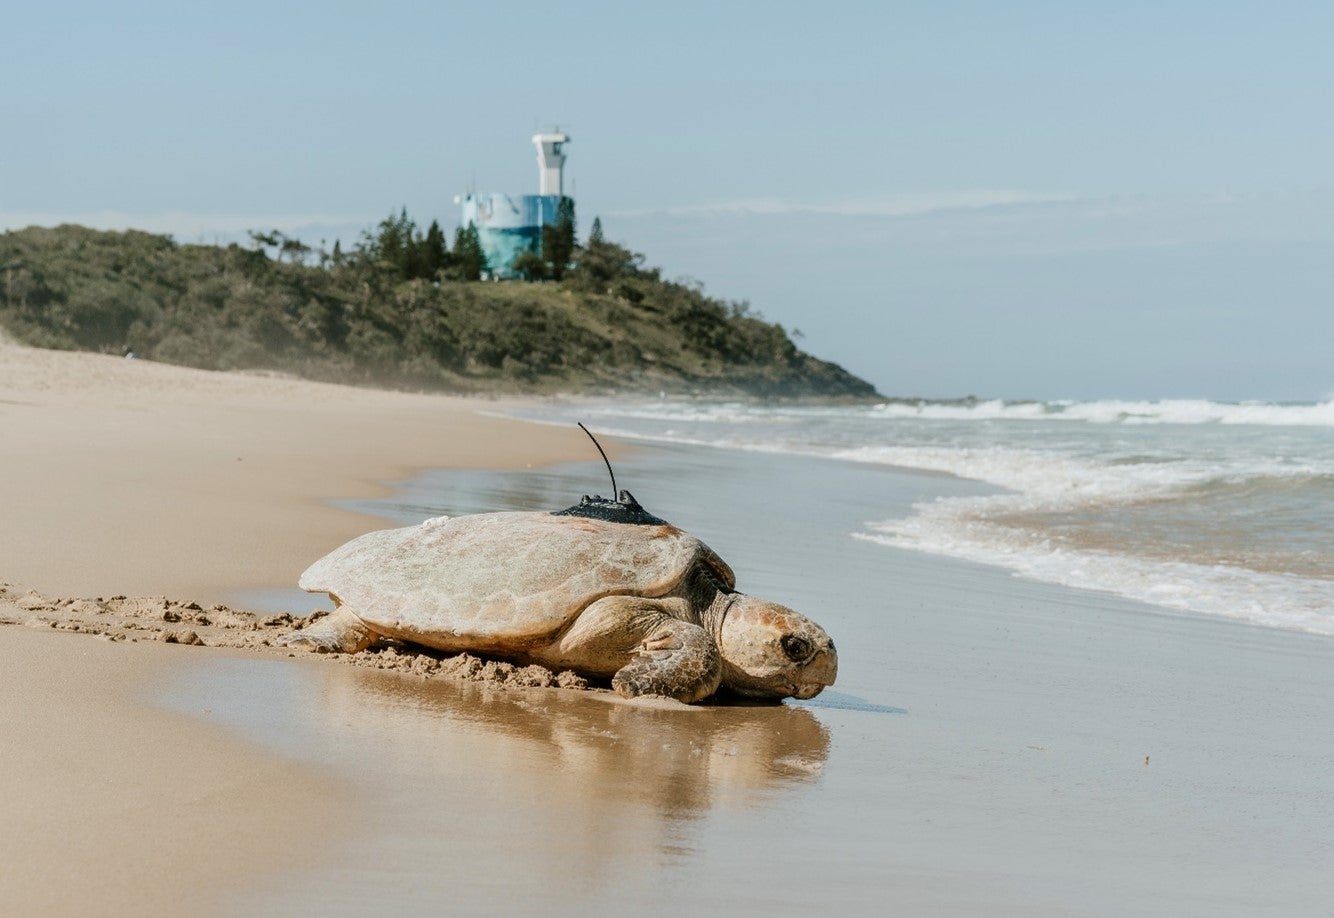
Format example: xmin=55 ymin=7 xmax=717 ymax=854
xmin=613 ymin=617 xmax=722 ymax=704
xmin=276 ymin=607 xmax=377 ymax=654
xmin=536 ymin=596 xmax=723 ymax=703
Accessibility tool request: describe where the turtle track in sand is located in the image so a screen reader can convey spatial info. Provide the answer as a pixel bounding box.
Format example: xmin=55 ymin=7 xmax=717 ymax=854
xmin=0 ymin=581 xmax=591 ymax=693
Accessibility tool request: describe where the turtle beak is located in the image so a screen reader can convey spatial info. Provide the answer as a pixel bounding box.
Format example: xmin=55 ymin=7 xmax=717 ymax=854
xmin=794 ymin=643 xmax=837 ymax=699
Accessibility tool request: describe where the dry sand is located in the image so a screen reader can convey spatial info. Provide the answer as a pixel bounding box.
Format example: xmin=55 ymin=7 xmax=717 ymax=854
xmin=0 ymin=342 xmax=602 ymax=916
xmin=0 ymin=343 xmax=596 ymax=601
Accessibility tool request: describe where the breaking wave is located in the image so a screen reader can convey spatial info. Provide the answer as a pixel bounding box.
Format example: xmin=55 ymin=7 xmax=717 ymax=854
xmin=515 ymin=397 xmax=1334 ymax=636
xmin=868 ymin=398 xmax=1334 ymax=427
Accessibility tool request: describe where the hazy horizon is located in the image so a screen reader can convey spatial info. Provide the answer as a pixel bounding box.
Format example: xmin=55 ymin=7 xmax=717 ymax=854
xmin=5 ymin=2 xmax=1332 ymax=402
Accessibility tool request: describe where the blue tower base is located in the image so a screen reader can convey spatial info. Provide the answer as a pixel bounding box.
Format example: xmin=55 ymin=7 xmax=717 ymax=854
xmin=459 ymin=193 xmax=564 ymax=279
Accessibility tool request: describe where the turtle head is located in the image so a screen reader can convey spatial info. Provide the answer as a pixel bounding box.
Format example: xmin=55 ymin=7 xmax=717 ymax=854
xmin=717 ymin=595 xmax=837 ymax=701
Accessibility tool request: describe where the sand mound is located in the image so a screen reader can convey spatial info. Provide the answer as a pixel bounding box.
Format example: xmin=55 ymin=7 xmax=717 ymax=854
xmin=0 ymin=581 xmax=591 ymax=693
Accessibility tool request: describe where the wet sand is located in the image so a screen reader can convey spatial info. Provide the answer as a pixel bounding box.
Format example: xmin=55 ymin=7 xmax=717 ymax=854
xmin=222 ymin=444 xmax=1334 ymax=916
xmin=3 ymin=342 xmax=1332 ymax=915
xmin=0 ymin=625 xmax=345 ymax=917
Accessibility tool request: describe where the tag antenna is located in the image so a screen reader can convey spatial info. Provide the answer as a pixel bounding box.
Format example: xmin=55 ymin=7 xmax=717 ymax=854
xmin=577 ymin=422 xmax=617 ymax=499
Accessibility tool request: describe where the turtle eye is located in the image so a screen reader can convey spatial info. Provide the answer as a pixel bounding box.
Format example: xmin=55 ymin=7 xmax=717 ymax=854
xmin=781 ymin=634 xmax=813 ymax=662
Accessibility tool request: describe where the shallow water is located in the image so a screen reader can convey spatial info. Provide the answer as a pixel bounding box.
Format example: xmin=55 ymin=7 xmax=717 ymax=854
xmin=505 ymin=398 xmax=1334 ymax=636
xmin=182 ymin=440 xmax=1334 ymax=915
xmin=329 ymin=441 xmax=997 ymax=708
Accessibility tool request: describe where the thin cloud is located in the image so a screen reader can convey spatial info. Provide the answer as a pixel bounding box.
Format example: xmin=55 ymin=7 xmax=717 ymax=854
xmin=610 ymin=190 xmax=1334 ymax=259
xmin=0 ymin=210 xmax=374 ymax=240
xmin=607 ymin=190 xmax=1078 ymax=219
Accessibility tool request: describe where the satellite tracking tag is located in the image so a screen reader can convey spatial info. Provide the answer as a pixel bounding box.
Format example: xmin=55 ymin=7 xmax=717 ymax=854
xmin=552 ymin=424 xmax=670 ymax=526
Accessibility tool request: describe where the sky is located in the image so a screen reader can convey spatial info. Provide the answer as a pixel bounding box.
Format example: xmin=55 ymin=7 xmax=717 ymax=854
xmin=4 ymin=1 xmax=1332 ymax=401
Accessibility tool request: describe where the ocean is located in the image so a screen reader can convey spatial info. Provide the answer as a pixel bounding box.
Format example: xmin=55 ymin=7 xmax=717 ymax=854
xmin=504 ymin=397 xmax=1334 ymax=638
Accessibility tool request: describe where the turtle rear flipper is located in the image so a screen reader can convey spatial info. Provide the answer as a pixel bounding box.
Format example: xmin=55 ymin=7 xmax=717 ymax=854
xmin=277 ymin=607 xmax=377 ymax=654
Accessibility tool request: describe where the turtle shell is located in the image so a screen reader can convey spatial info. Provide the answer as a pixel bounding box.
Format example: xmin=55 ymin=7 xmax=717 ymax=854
xmin=298 ymin=511 xmax=736 ymax=654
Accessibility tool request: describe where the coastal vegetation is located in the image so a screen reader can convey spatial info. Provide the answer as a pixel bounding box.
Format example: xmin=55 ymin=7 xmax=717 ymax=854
xmin=0 ymin=217 xmax=877 ymax=398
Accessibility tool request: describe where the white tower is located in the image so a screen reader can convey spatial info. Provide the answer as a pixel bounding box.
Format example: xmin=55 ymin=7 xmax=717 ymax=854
xmin=532 ymin=132 xmax=570 ymax=196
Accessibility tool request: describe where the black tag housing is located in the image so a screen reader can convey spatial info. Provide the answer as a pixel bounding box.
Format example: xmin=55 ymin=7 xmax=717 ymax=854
xmin=552 ymin=490 xmax=669 ymax=526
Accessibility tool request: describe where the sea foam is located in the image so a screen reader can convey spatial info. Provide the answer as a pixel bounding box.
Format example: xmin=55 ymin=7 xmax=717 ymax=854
xmin=835 ymin=444 xmax=1333 ymax=635
xmin=869 ymin=398 xmax=1334 ymax=427
xmin=855 ymin=520 xmax=1334 ymax=636
xmin=518 ymin=398 xmax=1334 ymax=637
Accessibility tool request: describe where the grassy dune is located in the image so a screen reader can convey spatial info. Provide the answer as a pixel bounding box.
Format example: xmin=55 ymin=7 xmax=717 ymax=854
xmin=0 ymin=224 xmax=877 ymax=399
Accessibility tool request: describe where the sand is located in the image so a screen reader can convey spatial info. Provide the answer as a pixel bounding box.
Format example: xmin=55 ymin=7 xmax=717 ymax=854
xmin=4 ymin=341 xmax=1332 ymax=916
xmin=227 ymin=437 xmax=1333 ymax=916
xmin=0 ymin=582 xmax=595 ymax=686
xmin=0 ymin=342 xmax=602 ymax=916
xmin=0 ymin=343 xmax=600 ymax=601
xmin=0 ymin=626 xmax=345 ymax=917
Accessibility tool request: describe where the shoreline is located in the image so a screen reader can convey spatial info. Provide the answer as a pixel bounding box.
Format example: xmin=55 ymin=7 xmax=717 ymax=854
xmin=0 ymin=342 xmax=612 ymax=916
xmin=4 ymin=341 xmax=1332 ymax=915
xmin=142 ymin=439 xmax=1334 ymax=914
xmin=502 ymin=400 xmax=1333 ymax=642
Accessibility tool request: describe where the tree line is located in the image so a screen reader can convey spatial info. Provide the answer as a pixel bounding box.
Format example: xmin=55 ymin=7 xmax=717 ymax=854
xmin=0 ymin=216 xmax=878 ymax=398
xmin=249 ymin=198 xmax=578 ymax=284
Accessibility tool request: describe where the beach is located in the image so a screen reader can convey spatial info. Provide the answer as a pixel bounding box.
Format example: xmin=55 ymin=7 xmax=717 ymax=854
xmin=0 ymin=343 xmax=596 ymax=915
xmin=2 ymin=342 xmax=1332 ymax=916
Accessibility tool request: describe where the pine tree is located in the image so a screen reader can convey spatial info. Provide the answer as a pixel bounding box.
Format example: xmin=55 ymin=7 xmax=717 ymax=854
xmin=541 ymin=196 xmax=577 ymax=281
xmin=453 ymin=224 xmax=486 ymax=281
xmin=366 ymin=207 xmax=418 ymax=277
xmin=567 ymin=219 xmax=646 ymax=291
xmin=423 ymin=220 xmax=449 ymax=277
xmin=512 ymin=249 xmax=547 ymax=282
xmin=248 ymin=229 xmax=280 ymax=258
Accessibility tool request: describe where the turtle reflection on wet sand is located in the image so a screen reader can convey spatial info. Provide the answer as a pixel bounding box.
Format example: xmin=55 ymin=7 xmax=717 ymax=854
xmin=280 ymin=491 xmax=837 ymax=704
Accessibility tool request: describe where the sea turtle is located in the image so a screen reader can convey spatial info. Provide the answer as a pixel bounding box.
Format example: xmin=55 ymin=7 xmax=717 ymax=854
xmin=279 ymin=493 xmax=837 ymax=704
